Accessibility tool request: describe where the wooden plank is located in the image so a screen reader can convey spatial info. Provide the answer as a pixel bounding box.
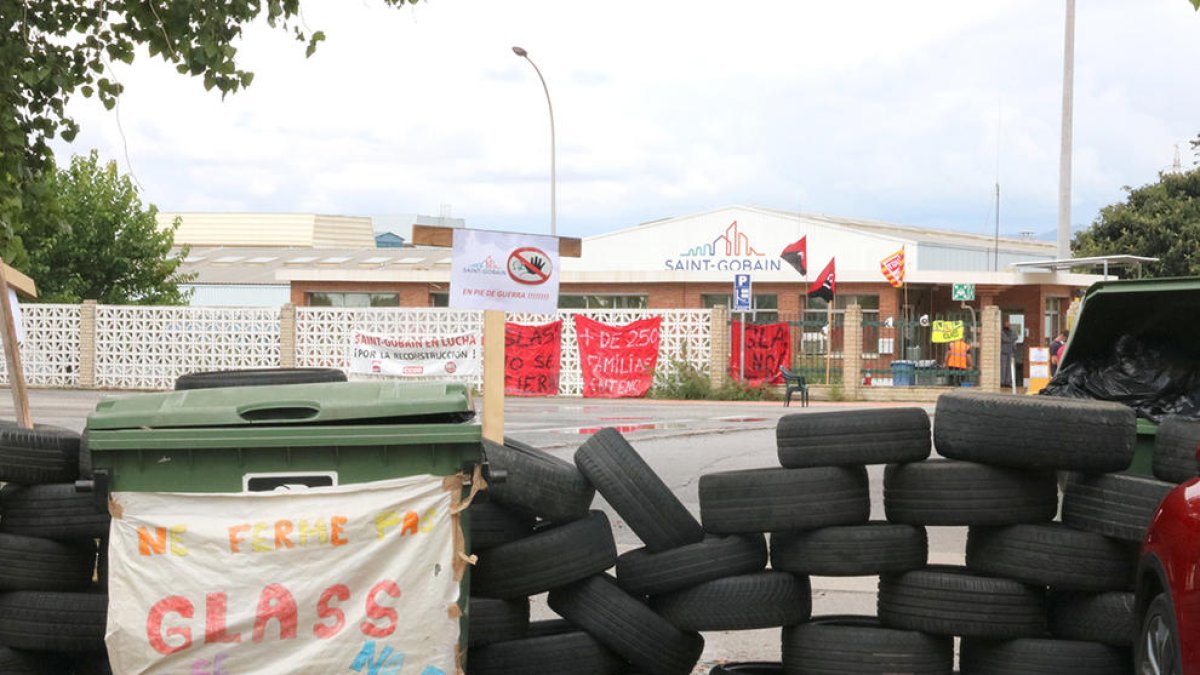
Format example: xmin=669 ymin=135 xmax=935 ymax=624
xmin=411 ymin=224 xmax=582 ymax=258
xmin=0 ymin=262 xmax=37 ymax=299
xmin=0 ymin=261 xmax=32 ymax=428
xmin=481 ymin=309 xmax=505 ymax=443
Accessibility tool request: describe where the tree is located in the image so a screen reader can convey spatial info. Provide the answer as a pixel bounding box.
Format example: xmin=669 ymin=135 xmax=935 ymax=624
xmin=0 ymin=0 xmax=418 ymax=248
xmin=15 ymin=151 xmax=192 ymax=304
xmin=1071 ymin=166 xmax=1200 ymax=278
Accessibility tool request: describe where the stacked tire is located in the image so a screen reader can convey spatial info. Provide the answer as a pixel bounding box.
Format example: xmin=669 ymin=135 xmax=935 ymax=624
xmin=0 ymin=422 xmax=111 ymax=673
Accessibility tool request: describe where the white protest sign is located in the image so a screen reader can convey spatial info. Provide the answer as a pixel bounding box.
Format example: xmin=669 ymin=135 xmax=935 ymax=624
xmin=348 ymin=331 xmax=481 ymax=378
xmin=450 ymin=230 xmax=559 ymax=314
xmin=106 ymin=475 xmax=460 ymax=675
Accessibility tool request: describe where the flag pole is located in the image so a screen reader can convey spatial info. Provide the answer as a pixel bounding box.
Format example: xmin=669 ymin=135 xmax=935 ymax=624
xmin=825 ymin=301 xmax=833 ymax=384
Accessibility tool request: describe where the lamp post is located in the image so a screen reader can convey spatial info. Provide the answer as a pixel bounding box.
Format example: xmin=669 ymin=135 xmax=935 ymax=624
xmin=512 ymin=46 xmax=556 ymax=236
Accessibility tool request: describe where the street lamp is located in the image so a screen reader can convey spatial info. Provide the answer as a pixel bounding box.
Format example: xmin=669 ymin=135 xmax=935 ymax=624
xmin=512 ymin=45 xmax=556 ymax=237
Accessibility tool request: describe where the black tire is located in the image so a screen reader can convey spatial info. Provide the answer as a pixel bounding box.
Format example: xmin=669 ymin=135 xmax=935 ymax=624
xmin=0 ymin=423 xmax=81 ymax=485
xmin=782 ymin=615 xmax=954 ymax=674
xmin=699 ymin=466 xmax=869 ymax=534
xmin=648 ymin=571 xmax=811 ymax=631
xmin=959 ymin=637 xmax=1131 ymax=675
xmin=965 ymin=523 xmax=1136 ymax=592
xmin=0 ymin=483 xmax=110 ymax=540
xmin=933 ymin=390 xmax=1136 ymax=472
xmin=0 ymin=591 xmax=106 ymax=652
xmin=548 ymin=574 xmax=704 ymax=675
xmin=877 ymin=565 xmax=1046 ymax=639
xmin=771 ymin=522 xmax=927 ymax=576
xmin=522 ymin=618 xmax=577 ymax=638
xmin=78 ymin=430 xmax=93 ymax=480
xmin=883 ymin=459 xmax=1057 ymax=526
xmin=1134 ymin=593 xmax=1182 ymax=675
xmin=710 ymin=663 xmax=783 ymax=675
xmin=468 ymin=498 xmax=535 ymax=551
xmin=616 ymin=534 xmax=767 ymax=596
xmin=483 ymin=437 xmax=595 ymax=522
xmin=0 ymin=533 xmax=95 ymax=592
xmin=1048 ymin=591 xmax=1137 ymax=647
xmin=466 ymin=630 xmax=629 ymax=675
xmin=471 ymin=511 xmax=617 ymax=599
xmin=1062 ymin=472 xmax=1175 ymax=542
xmin=174 ymin=367 xmax=346 ymax=390
xmin=1153 ymin=416 xmax=1200 ymax=483
xmin=0 ymin=646 xmax=70 ymax=674
xmin=467 ymin=597 xmax=530 ymax=648
xmin=574 ymin=428 xmax=704 ymax=552
xmin=775 ymin=408 xmax=931 ymax=468
xmin=67 ymin=650 xmax=112 ymax=675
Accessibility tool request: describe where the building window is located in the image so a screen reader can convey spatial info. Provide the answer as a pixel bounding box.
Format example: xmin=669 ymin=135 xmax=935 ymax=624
xmin=430 ymin=292 xmax=448 ymax=307
xmin=307 ymin=292 xmax=400 ymax=307
xmin=702 ymin=293 xmax=778 ymax=324
xmin=558 ymin=295 xmax=648 ymax=309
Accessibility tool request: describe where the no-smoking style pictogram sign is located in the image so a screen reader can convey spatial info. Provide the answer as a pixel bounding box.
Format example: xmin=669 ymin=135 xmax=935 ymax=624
xmin=507 ymin=247 xmax=553 ymax=285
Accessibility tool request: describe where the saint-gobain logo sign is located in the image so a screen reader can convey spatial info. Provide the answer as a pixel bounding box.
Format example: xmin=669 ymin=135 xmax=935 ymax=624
xmin=665 ymin=220 xmax=781 ymax=272
xmin=507 ymin=247 xmax=553 ymax=285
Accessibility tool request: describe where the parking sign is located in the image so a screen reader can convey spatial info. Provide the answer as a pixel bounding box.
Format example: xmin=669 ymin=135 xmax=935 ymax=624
xmin=733 ymin=274 xmax=752 ymax=312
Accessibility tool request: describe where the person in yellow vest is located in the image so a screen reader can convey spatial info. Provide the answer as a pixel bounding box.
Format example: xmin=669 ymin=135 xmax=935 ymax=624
xmin=945 ymin=338 xmax=972 ymax=386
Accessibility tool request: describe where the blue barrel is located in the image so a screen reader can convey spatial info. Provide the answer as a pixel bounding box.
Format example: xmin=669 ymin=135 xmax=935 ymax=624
xmin=891 ymin=360 xmax=915 ymax=387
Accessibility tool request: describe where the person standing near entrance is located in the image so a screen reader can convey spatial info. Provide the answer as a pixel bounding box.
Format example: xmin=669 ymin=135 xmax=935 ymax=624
xmin=1049 ymin=330 xmax=1068 ymax=376
xmin=945 ymin=338 xmax=972 ymax=386
xmin=1000 ymin=324 xmax=1016 ymax=388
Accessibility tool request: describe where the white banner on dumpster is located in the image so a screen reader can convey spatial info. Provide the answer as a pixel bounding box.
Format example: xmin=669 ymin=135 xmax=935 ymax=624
xmin=106 ymin=475 xmax=459 ymax=675
xmin=348 ymin=330 xmax=481 ymax=377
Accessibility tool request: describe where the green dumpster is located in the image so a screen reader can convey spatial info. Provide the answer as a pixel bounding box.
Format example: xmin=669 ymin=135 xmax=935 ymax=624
xmin=85 ymin=380 xmax=482 ymax=673
xmin=1049 ymin=276 xmax=1200 ymax=477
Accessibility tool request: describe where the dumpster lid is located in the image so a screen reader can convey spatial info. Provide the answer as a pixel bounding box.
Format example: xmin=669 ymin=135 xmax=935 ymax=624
xmin=1062 ymin=276 xmax=1200 ymax=371
xmin=86 ymin=381 xmax=475 ymax=431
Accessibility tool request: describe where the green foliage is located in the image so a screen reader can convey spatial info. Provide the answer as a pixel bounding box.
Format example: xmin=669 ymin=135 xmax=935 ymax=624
xmin=649 ymin=358 xmax=780 ymax=401
xmin=15 ymin=151 xmax=192 ymax=304
xmin=0 ymin=0 xmax=421 ymax=251
xmin=1071 ymin=166 xmax=1200 ymax=278
xmin=1192 ymin=0 xmax=1200 ymax=11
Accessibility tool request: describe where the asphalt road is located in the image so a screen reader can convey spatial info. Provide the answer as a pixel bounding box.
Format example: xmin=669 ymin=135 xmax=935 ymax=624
xmin=0 ymin=388 xmax=954 ymax=671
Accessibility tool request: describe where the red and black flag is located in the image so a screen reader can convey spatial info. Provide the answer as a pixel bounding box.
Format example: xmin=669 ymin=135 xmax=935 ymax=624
xmin=780 ymin=237 xmax=807 ymax=276
xmin=807 ymin=258 xmax=836 ymax=302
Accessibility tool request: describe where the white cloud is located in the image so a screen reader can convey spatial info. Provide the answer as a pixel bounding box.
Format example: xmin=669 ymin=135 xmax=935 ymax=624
xmin=50 ymin=0 xmax=1200 ymax=239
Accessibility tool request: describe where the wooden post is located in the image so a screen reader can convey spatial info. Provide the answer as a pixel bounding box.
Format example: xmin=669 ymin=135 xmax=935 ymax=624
xmin=0 ymin=260 xmax=39 ymax=428
xmin=481 ymin=310 xmax=506 ymax=444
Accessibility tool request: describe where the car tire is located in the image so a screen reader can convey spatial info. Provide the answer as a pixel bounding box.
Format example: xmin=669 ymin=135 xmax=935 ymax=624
xmin=468 ymin=497 xmax=535 ymax=551
xmin=467 ymin=597 xmax=530 ymax=648
xmin=483 ymin=437 xmax=595 ymax=522
xmin=466 ymin=630 xmax=628 ymax=675
xmin=548 ymin=574 xmax=704 ymax=675
xmin=0 ymin=533 xmax=96 ymax=592
xmin=574 ymin=428 xmax=704 ymax=552
xmin=616 ymin=533 xmax=767 ymax=597
xmin=877 ymin=565 xmax=1046 ymax=639
xmin=1048 ymin=590 xmax=1137 ymax=647
xmin=699 ymin=466 xmax=870 ymax=534
xmin=709 ymin=663 xmax=783 ymax=675
xmin=649 ymin=571 xmax=812 ymax=632
xmin=782 ymin=615 xmax=954 ymax=674
xmin=0 ymin=483 xmax=110 ymax=540
xmin=775 ymin=408 xmax=930 ymax=468
xmin=771 ymin=522 xmax=927 ymax=576
xmin=965 ymin=523 xmax=1136 ymax=592
xmin=0 ymin=423 xmax=81 ymax=485
xmin=0 ymin=646 xmax=70 ymax=674
xmin=1062 ymin=473 xmax=1176 ymax=542
xmin=1134 ymin=593 xmax=1183 ymax=675
xmin=0 ymin=591 xmax=106 ymax=652
xmin=933 ymin=390 xmax=1136 ymax=472
xmin=884 ymin=459 xmax=1057 ymax=526
xmin=174 ymin=367 xmax=346 ymax=390
xmin=959 ymin=636 xmax=1130 ymax=674
xmin=1153 ymin=416 xmax=1200 ymax=483
xmin=471 ymin=511 xmax=616 ymax=600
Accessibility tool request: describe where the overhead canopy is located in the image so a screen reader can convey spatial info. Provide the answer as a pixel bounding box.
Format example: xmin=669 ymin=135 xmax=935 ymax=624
xmin=1010 ymin=254 xmax=1159 ymax=278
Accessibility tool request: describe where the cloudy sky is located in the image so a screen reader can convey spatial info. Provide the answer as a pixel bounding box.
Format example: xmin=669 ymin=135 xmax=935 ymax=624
xmin=52 ymin=0 xmax=1200 ymax=240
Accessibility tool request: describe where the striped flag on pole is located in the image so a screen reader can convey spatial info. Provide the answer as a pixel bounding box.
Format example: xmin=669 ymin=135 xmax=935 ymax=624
xmin=880 ymin=246 xmax=905 ymax=288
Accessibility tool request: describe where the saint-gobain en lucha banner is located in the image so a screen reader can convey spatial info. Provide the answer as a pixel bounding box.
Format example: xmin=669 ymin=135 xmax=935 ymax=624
xmin=105 ymin=476 xmax=459 ymax=675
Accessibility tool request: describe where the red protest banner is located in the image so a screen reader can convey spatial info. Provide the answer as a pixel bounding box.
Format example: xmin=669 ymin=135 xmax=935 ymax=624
xmin=505 ymin=320 xmax=563 ymax=396
xmin=730 ymin=321 xmax=791 ymax=384
xmin=574 ymin=315 xmax=662 ymax=398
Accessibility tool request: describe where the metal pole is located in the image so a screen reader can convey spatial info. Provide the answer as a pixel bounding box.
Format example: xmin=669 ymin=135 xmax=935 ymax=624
xmin=739 ymin=312 xmax=746 ymax=383
xmin=513 ymin=46 xmax=556 ymax=237
xmin=1057 ymin=0 xmax=1076 ymax=260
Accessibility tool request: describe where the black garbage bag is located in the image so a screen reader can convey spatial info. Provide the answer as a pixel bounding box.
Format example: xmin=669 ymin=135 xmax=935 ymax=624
xmin=1040 ymin=334 xmax=1200 ymax=423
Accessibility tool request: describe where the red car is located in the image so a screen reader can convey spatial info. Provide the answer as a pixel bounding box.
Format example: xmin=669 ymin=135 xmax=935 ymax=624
xmin=1137 ymin=476 xmax=1200 ymax=674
